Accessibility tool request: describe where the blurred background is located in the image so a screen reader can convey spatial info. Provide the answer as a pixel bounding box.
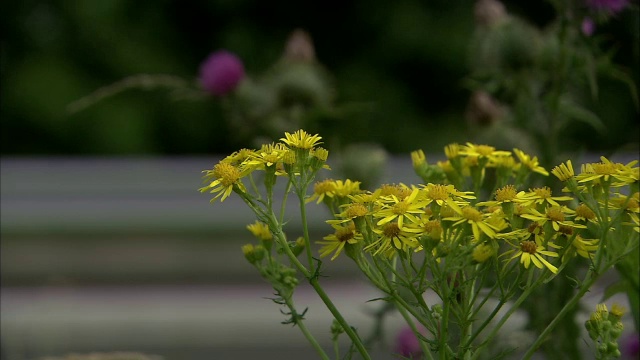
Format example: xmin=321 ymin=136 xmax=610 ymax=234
xmin=1 ymin=1 xmax=639 ymax=359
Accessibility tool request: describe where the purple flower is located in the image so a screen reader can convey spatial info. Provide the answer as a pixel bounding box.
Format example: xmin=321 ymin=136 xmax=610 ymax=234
xmin=198 ymin=50 xmax=245 ymax=96
xmin=585 ymin=0 xmax=629 ymax=14
xmin=395 ymin=326 xmax=423 ymax=358
xmin=622 ymin=332 xmax=640 ymax=359
xmin=581 ymin=17 xmax=596 ymax=36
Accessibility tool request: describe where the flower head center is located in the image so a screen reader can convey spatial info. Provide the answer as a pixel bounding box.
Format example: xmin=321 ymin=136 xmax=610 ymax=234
xmin=592 ymin=162 xmax=616 ymax=175
xmin=546 ymin=207 xmax=565 ymax=222
xmin=495 ymin=185 xmax=517 ymax=202
xmin=382 ymin=223 xmax=401 ymax=238
xmin=392 ymin=202 xmax=410 ymax=215
xmin=558 ymin=225 xmax=573 ymax=236
xmin=345 ymin=203 xmax=368 ymax=218
xmin=462 ymin=207 xmax=483 ymax=222
xmin=476 ymin=145 xmax=496 ymax=156
xmin=520 ymin=240 xmax=537 ymax=254
xmin=532 ymin=186 xmax=552 ymax=199
xmin=213 ymin=163 xmax=241 ymax=186
xmin=336 ymin=227 xmax=355 ymax=242
xmin=575 ymin=204 xmax=596 ymax=220
xmin=427 ymin=184 xmax=449 ymax=201
xmin=314 ymin=179 xmax=335 ymax=195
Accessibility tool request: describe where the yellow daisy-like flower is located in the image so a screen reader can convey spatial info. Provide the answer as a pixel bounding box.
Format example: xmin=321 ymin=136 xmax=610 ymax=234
xmin=200 ymin=161 xmax=249 ymax=202
xmin=307 ymin=178 xmax=337 ymax=204
xmin=514 ymin=187 xmax=573 ymax=207
xmin=520 ymin=206 xmax=587 ymax=232
xmin=222 ymin=148 xmax=256 ymax=166
xmin=375 ymin=188 xmax=426 ymax=229
xmin=280 ymin=129 xmax=322 ymax=150
xmin=504 ymin=238 xmax=559 ymax=273
xmin=567 ymin=235 xmax=599 ymax=259
xmin=317 ymin=222 xmax=362 ymax=260
xmin=444 ymin=143 xmax=461 ymax=159
xmin=551 ymin=160 xmax=575 ymax=182
xmin=444 ymin=203 xmax=501 ymax=239
xmin=421 ymin=183 xmax=476 ymax=207
xmin=624 ymin=212 xmax=640 ymax=233
xmin=332 ymin=179 xmax=363 ymax=197
xmin=513 ymin=148 xmax=549 ymax=176
xmin=459 ymin=142 xmax=512 ymax=161
xmin=576 ymin=157 xmax=638 ymax=186
xmin=472 ymin=242 xmax=495 ymax=263
xmin=244 ymin=143 xmax=287 ymax=169
xmin=366 ymin=221 xmax=422 ymax=256
xmin=246 ymin=221 xmax=272 ymax=241
xmin=377 ymin=183 xmax=413 ymax=200
xmin=411 ymin=149 xmax=427 ymax=170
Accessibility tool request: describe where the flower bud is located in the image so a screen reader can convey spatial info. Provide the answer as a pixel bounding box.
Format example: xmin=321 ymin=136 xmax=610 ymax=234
xmin=283 ymin=29 xmax=316 ymax=63
xmin=474 ymin=0 xmax=507 ymax=28
xmin=199 ymin=50 xmax=245 ymax=96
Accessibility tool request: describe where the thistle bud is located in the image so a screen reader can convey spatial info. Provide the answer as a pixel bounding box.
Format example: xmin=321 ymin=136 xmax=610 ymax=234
xmin=283 ymin=29 xmax=316 ymax=63
xmin=474 ymin=0 xmax=507 ymax=28
xmin=199 ymin=50 xmax=245 ymax=96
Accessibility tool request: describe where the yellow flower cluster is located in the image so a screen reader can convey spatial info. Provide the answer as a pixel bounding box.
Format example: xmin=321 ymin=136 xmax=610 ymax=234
xmin=314 ymin=141 xmax=639 ymax=276
xmin=199 ymin=129 xmax=328 ymax=202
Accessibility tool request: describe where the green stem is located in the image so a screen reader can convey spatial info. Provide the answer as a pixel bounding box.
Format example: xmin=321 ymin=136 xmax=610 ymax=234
xmin=398 ymin=303 xmax=434 ymax=360
xmin=297 ymin=191 xmax=315 ymax=272
xmin=271 ymin=216 xmax=372 ymax=360
xmin=520 ymin=273 xmax=599 ymax=359
xmin=309 ymin=277 xmax=371 ymax=360
xmin=283 ymin=296 xmax=330 ymax=360
xmin=471 ymin=270 xmax=549 ymax=360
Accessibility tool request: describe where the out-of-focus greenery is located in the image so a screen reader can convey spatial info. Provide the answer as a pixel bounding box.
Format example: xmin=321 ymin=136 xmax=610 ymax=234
xmin=1 ymin=0 xmax=638 ymax=155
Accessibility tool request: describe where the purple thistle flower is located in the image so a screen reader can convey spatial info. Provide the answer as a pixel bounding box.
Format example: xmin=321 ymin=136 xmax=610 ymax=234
xmin=395 ymin=326 xmax=423 ymax=358
xmin=585 ymin=0 xmax=630 ymax=14
xmin=581 ymin=17 xmax=596 ymax=36
xmin=198 ymin=50 xmax=245 ymax=96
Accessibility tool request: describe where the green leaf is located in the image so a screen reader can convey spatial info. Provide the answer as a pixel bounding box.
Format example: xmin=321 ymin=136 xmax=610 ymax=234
xmin=558 ymin=98 xmax=606 ymax=134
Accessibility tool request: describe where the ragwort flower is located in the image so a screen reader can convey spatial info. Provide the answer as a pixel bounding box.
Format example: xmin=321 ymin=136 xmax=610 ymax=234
xmin=317 ymin=222 xmax=362 ymax=260
xmin=200 ymin=161 xmax=249 ymax=202
xmin=280 ymin=129 xmax=323 ymax=150
xmin=503 ymin=238 xmax=559 ymax=273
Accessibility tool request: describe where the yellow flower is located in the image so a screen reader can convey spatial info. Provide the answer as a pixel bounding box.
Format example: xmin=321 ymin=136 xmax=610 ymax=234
xmin=444 ymin=143 xmax=461 ymax=159
xmin=513 ymin=148 xmax=549 ymax=176
xmin=459 ymin=143 xmax=511 ymax=161
xmin=317 ymin=222 xmax=362 ymax=260
xmin=244 ymin=143 xmax=287 ymax=169
xmin=246 ymin=221 xmax=272 ymax=241
xmin=200 ymin=161 xmax=249 ymax=202
xmin=625 ymin=212 xmax=640 ymax=233
xmin=332 ymin=179 xmax=362 ymax=197
xmin=576 ymin=157 xmax=638 ymax=186
xmin=223 ymin=148 xmax=256 ymax=166
xmin=551 ymin=160 xmax=575 ymax=182
xmin=307 ymin=178 xmax=335 ymax=204
xmin=366 ymin=221 xmax=422 ymax=256
xmin=280 ymin=129 xmax=322 ymax=150
xmin=515 ymin=187 xmax=573 ymax=207
xmin=421 ymin=183 xmax=476 ymax=207
xmin=411 ymin=149 xmax=427 ymax=170
xmin=375 ymin=188 xmax=426 ymax=229
xmin=444 ymin=203 xmax=502 ymax=239
xmin=472 ymin=242 xmax=495 ymax=263
xmin=520 ymin=206 xmax=587 ymax=232
xmin=503 ymin=238 xmax=559 ymax=273
xmin=567 ymin=235 xmax=599 ymax=259
xmin=378 ymin=183 xmax=413 ymax=200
